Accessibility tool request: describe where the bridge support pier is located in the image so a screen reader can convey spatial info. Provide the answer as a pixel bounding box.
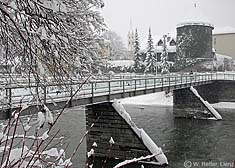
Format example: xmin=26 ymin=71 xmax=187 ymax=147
xmin=86 ymin=101 xmax=168 ymax=167
xmin=173 ymin=84 xmax=219 ymax=119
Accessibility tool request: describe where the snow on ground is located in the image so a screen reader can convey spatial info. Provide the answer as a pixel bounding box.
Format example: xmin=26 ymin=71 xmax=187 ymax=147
xmin=120 ymin=90 xmax=235 ymax=110
xmin=120 ymin=91 xmax=173 ymax=106
xmin=108 ymin=60 xmax=134 ymax=67
xmin=212 ymin=102 xmax=235 ymax=109
xmin=216 ymin=53 xmax=233 ymax=65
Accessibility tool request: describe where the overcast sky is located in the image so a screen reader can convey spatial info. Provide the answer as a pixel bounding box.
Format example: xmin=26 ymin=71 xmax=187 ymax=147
xmin=101 ymin=0 xmax=235 ymax=46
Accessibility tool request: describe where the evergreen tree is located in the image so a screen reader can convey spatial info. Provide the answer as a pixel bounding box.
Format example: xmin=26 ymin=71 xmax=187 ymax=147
xmin=134 ymin=28 xmax=142 ymax=72
xmin=144 ymin=27 xmax=156 ymax=73
xmin=160 ymin=35 xmax=170 ymax=74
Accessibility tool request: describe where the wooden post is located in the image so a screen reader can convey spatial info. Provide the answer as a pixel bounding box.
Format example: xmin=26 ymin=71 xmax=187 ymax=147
xmin=168 ymin=77 xmax=170 ymax=91
xmin=43 ymin=86 xmax=47 ymax=105
xmin=108 ymin=81 xmax=111 ymax=101
xmin=8 ymin=88 xmax=12 ymax=107
xmin=154 ymin=78 xmax=156 ymax=92
xmin=145 ymin=79 xmax=147 ymax=90
xmin=122 ymin=80 xmax=125 ymax=98
xmin=91 ymin=82 xmax=94 ymax=103
xmin=181 ymin=75 xmax=183 ymax=87
xmin=134 ymin=79 xmax=137 ymax=95
xmin=7 ymin=87 xmax=12 ymax=118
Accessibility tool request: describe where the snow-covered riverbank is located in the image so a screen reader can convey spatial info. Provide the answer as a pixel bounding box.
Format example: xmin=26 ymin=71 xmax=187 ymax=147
xmin=120 ymin=92 xmax=173 ymax=106
xmin=120 ymin=91 xmax=235 ymax=109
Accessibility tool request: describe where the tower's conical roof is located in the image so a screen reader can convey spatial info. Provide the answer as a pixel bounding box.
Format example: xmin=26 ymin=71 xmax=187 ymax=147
xmin=177 ymin=3 xmax=214 ymax=29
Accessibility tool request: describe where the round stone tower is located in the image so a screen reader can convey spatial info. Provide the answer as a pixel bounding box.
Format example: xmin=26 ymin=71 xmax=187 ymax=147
xmin=176 ymin=22 xmax=214 ymax=60
xmin=175 ymin=2 xmax=216 ymax=71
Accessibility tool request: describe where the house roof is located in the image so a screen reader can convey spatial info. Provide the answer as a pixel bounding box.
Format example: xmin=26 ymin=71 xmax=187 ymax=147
xmin=213 ymin=26 xmax=235 ymax=35
xmin=155 ymin=45 xmax=176 ymax=53
xmin=177 ymin=21 xmax=214 ymax=29
xmin=177 ymin=3 xmax=214 ymax=29
xmin=140 ymin=32 xmax=176 ymax=50
xmin=108 ymin=60 xmax=134 ymax=67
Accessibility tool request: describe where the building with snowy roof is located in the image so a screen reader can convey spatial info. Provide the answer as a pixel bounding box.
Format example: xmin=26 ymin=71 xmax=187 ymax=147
xmin=212 ymin=27 xmax=235 ymax=59
xmin=140 ymin=33 xmax=177 ymax=63
xmin=214 ymin=53 xmax=234 ymax=71
xmin=173 ymin=3 xmax=216 ymax=71
xmin=155 ymin=35 xmax=176 ymax=62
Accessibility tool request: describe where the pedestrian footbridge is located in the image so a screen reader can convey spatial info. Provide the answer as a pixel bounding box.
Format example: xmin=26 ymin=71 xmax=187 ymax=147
xmin=1 ymin=72 xmax=235 ymax=167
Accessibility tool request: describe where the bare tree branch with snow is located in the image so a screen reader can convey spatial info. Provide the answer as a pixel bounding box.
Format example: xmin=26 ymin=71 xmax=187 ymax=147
xmin=0 ymin=0 xmax=105 ymax=83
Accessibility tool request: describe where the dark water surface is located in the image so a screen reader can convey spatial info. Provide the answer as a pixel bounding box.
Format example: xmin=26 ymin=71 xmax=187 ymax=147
xmin=123 ymin=104 xmax=235 ymax=168
xmin=59 ymin=104 xmax=235 ymax=167
xmin=2 ymin=105 xmax=235 ymax=168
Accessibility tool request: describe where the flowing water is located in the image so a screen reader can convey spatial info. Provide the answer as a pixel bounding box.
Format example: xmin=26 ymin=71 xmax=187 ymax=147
xmin=1 ymin=104 xmax=235 ymax=168
xmin=56 ymin=104 xmax=235 ymax=167
xmin=124 ymin=104 xmax=235 ymax=168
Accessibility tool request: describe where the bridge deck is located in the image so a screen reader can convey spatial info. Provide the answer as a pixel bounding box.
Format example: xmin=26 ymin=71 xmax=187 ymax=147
xmin=0 ymin=72 xmax=235 ymax=118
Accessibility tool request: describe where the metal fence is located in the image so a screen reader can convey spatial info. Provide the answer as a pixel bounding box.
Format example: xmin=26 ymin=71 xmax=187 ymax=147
xmin=1 ymin=72 xmax=235 ymax=108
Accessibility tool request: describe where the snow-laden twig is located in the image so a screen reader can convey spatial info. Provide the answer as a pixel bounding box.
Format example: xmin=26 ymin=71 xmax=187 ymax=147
xmin=113 ymin=153 xmax=157 ymax=168
xmin=1 ymin=104 xmax=29 ymax=167
xmin=109 ymin=137 xmax=115 ymax=145
xmin=92 ymin=142 xmax=97 ymax=147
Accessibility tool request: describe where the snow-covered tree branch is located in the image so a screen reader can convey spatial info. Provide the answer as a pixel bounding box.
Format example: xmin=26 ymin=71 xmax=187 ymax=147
xmin=160 ymin=35 xmax=170 ymax=74
xmin=0 ymin=0 xmax=106 ymax=167
xmin=0 ymin=0 xmax=105 ymax=82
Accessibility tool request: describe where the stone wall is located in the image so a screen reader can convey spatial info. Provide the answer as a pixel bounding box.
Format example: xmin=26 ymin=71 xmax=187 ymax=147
xmin=176 ymin=24 xmax=214 ymax=59
xmin=176 ymin=24 xmax=214 ymax=71
xmin=173 ymin=80 xmax=235 ymax=118
xmin=86 ymin=102 xmax=159 ymax=167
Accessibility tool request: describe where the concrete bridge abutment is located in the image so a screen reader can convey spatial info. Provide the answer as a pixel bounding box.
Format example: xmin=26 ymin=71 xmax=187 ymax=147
xmin=173 ymin=81 xmax=235 ymax=119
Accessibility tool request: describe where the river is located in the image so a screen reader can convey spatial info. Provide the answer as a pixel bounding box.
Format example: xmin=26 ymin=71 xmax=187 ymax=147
xmin=56 ymin=103 xmax=235 ymax=167
xmin=123 ymin=104 xmax=235 ymax=168
xmin=1 ymin=103 xmax=235 ymax=167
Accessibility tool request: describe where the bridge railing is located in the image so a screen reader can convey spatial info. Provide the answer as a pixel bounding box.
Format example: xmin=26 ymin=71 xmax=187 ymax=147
xmin=1 ymin=72 xmax=235 ymax=108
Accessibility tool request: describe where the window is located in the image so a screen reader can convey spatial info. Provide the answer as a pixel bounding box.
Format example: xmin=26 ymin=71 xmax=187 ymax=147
xmin=170 ymin=39 xmax=176 ymax=46
xmin=157 ymin=39 xmax=163 ymax=46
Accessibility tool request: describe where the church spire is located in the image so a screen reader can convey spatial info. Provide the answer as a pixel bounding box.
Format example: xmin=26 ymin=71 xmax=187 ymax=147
xmin=130 ymin=20 xmax=133 ymax=31
xmin=127 ymin=20 xmax=134 ymax=60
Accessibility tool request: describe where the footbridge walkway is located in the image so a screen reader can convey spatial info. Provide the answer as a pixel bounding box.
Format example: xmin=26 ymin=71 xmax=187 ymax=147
xmin=1 ymin=72 xmax=235 ymax=114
